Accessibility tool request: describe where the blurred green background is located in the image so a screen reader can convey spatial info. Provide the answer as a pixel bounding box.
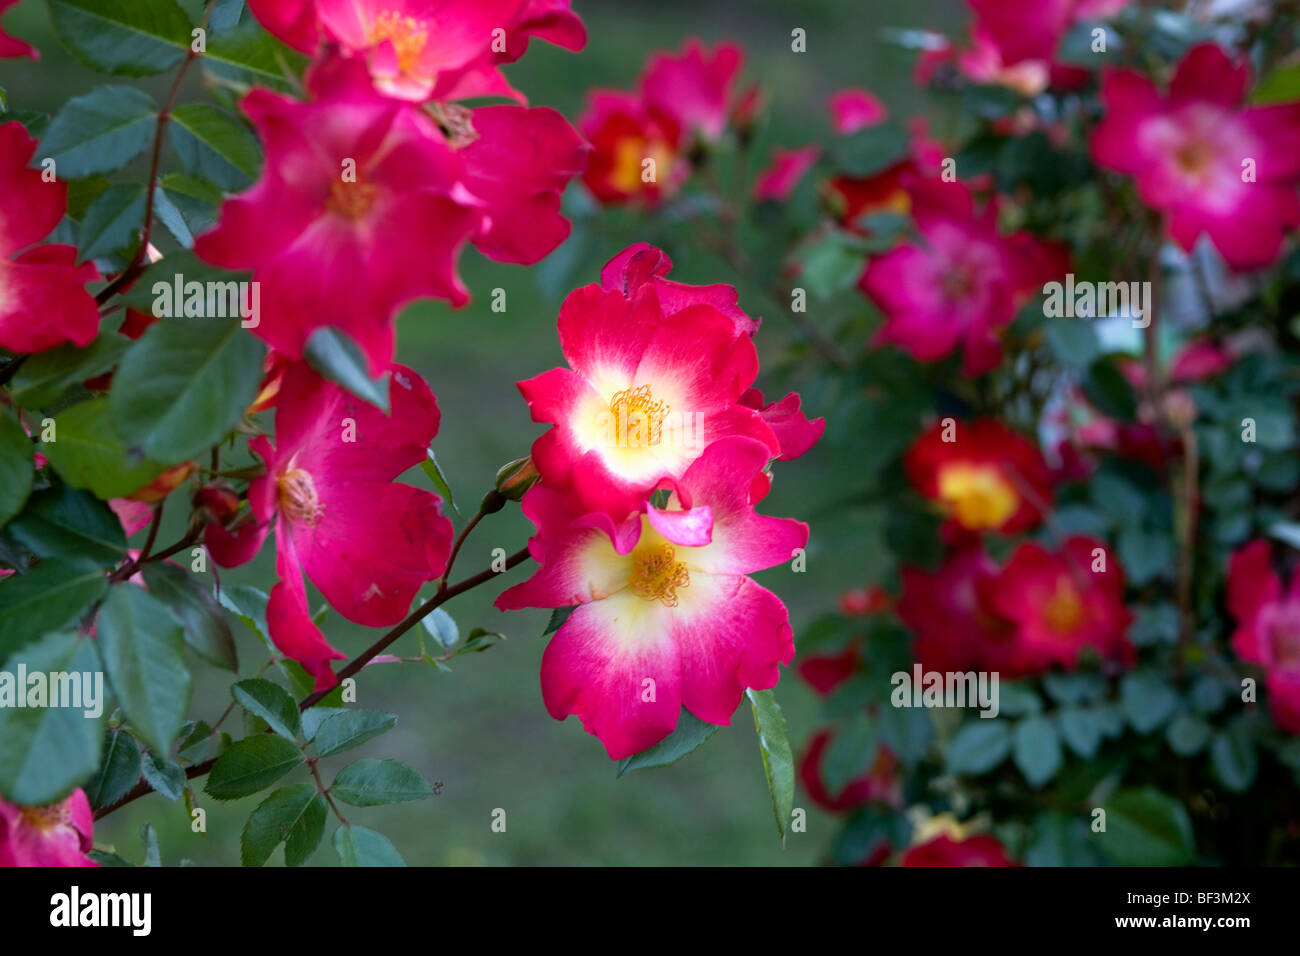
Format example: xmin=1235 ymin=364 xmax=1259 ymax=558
xmin=2 ymin=0 xmax=953 ymax=865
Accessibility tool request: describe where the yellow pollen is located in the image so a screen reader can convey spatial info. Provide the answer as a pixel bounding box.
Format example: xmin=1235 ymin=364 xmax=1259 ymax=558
xmin=1043 ymin=578 xmax=1085 ymax=636
xmin=609 ymin=383 xmax=670 ymax=446
xmin=20 ymin=804 xmax=68 ymax=832
xmin=370 ymin=10 xmax=430 ymax=75
xmin=1176 ymin=139 xmax=1214 ymax=177
xmin=937 ymin=463 xmax=1019 ymax=530
xmin=278 ymin=468 xmax=324 ymax=525
xmin=629 ymin=542 xmax=690 ymax=607
xmin=328 ymin=180 xmax=379 ymax=220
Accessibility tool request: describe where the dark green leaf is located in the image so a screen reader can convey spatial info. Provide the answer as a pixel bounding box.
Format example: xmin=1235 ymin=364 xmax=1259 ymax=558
xmin=77 ymin=182 xmax=146 ymax=262
xmin=1166 ymin=713 xmax=1211 ymax=756
xmin=40 ymin=397 xmax=170 ymax=498
xmin=747 ymin=688 xmax=794 ymax=842
xmin=110 ymin=318 xmax=265 ymax=463
xmin=7 ymin=332 xmax=130 ymax=408
xmin=830 ymin=124 xmax=909 ymax=177
xmin=98 ymin=584 xmax=191 ymax=752
xmin=945 ymin=718 xmax=1011 ymax=775
xmin=87 ymin=729 xmax=143 ymax=811
xmin=39 ymin=85 xmax=157 ymax=179
xmin=421 ymin=448 xmax=459 ymax=515
xmin=231 ymin=678 xmax=300 ymax=740
xmin=47 ymin=0 xmax=192 ymax=76
xmin=141 ymin=562 xmax=237 ymax=670
xmin=0 ymin=410 xmax=33 ymax=527
xmin=1210 ymin=729 xmax=1256 ymax=792
xmin=617 ymin=708 xmax=720 ymax=776
xmin=7 ymin=484 xmax=127 ymax=568
xmin=1057 ymin=707 xmax=1105 ymax=759
xmin=331 ymin=758 xmax=434 ymax=807
xmin=1121 ymin=671 xmax=1179 ymax=735
xmin=1013 ymin=716 xmax=1063 ymax=787
xmin=0 ymin=561 xmax=107 ymax=661
xmin=1098 ymin=788 xmax=1195 ymax=866
xmin=140 ymin=751 xmax=185 ymax=800
xmin=543 ymin=606 xmax=575 ymax=636
xmin=167 ymin=103 xmax=260 ymax=191
xmin=303 ymin=328 xmax=389 ymax=412
xmin=333 ymin=824 xmax=406 ymax=866
xmin=0 ymin=631 xmax=105 ymax=805
xmin=313 ymin=710 xmax=397 ymax=758
xmin=240 ymin=784 xmax=322 ymax=867
xmin=205 ymin=734 xmax=303 ymax=800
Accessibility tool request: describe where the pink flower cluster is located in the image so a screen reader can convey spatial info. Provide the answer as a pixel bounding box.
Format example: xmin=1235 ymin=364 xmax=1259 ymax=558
xmin=578 ymin=39 xmax=754 ymax=205
xmin=1228 ymin=541 xmax=1300 ymax=733
xmin=497 ymin=243 xmax=822 ymax=758
xmin=198 ymin=0 xmax=591 ymax=375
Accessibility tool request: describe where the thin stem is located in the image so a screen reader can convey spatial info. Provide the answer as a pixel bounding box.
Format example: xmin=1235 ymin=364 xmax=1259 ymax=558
xmin=94 ymin=2 xmax=214 ymax=307
xmin=438 ymin=509 xmax=486 ymax=592
xmin=309 ymin=759 xmax=348 ymax=826
xmin=138 ymin=501 xmax=165 ymax=562
xmin=93 ymin=547 xmax=533 ymax=820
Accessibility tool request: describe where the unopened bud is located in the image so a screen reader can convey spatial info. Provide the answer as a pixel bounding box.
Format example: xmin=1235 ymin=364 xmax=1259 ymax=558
xmin=494 ymin=456 xmax=540 ymax=502
xmin=194 ymin=481 xmax=241 ymax=525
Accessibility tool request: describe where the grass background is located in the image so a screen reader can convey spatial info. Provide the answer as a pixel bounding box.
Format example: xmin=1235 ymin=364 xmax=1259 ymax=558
xmin=3 ymin=0 xmax=955 ymax=865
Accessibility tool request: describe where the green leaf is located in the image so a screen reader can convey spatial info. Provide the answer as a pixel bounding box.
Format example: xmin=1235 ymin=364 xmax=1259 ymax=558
xmin=820 ymin=712 xmax=877 ymax=794
xmin=1253 ymin=62 xmax=1300 ymax=105
xmin=747 ymin=688 xmax=794 ymax=842
xmin=0 ymin=561 xmax=107 ymax=662
xmin=205 ymin=734 xmax=303 ymax=800
xmin=7 ymin=483 xmax=127 ymax=568
xmin=40 ymin=397 xmax=170 ymax=498
xmin=231 ymin=678 xmax=301 ymax=740
xmin=1209 ymin=729 xmax=1256 ymax=792
xmin=110 ymin=318 xmax=265 ymax=463
xmin=0 ymin=410 xmax=33 ymax=527
xmin=39 ymin=85 xmax=157 ymax=179
xmin=1166 ymin=713 xmax=1211 ymax=756
xmin=617 ymin=709 xmax=720 ymax=776
xmin=301 ymin=706 xmax=346 ymax=742
xmin=86 ymin=849 xmax=135 ymax=867
xmin=797 ymin=231 xmax=863 ymax=301
xmin=830 ymin=124 xmax=909 ymax=177
xmin=1024 ymin=811 xmax=1105 ymax=867
xmin=1013 ymin=716 xmax=1063 ymax=787
xmin=945 ymin=719 xmax=1012 ymax=776
xmin=167 ymin=103 xmax=261 ymax=191
xmin=420 ymin=607 xmax=458 ymax=649
xmin=1057 ymin=707 xmax=1105 ymax=759
xmin=331 ymin=758 xmax=434 ymax=807
xmin=241 ymin=784 xmax=324 ymax=867
xmin=875 ymin=703 xmax=933 ymax=769
xmin=543 ymin=606 xmax=575 ymax=636
xmin=1082 ymin=358 xmax=1138 ymax=421
xmin=421 ymin=447 xmax=459 ymax=516
xmin=1043 ymin=317 xmax=1100 ymax=370
xmin=0 ymin=631 xmax=105 ymax=805
xmin=87 ymin=729 xmax=143 ymax=811
xmin=141 ymin=562 xmax=238 ymax=670
xmin=1098 ymin=788 xmax=1195 ymax=866
xmin=217 ymin=583 xmax=269 ymax=639
xmin=47 ymin=0 xmax=192 ymax=76
xmin=1120 ymin=671 xmax=1179 ymax=735
xmin=77 ymin=182 xmax=146 ymax=262
xmin=152 ymin=187 xmax=194 ymax=248
xmin=314 ymin=710 xmax=397 ymax=758
xmin=210 ymin=0 xmax=245 ymax=32
xmin=7 ymin=332 xmax=130 ymax=408
xmin=97 ymin=584 xmax=191 ymax=753
xmin=304 ymin=328 xmax=389 ymax=412
xmin=140 ymin=751 xmax=185 ymax=800
xmin=159 ymin=172 xmax=222 ymax=236
xmin=333 ymin=824 xmax=406 ymax=867
xmin=204 ymin=18 xmax=307 ymax=92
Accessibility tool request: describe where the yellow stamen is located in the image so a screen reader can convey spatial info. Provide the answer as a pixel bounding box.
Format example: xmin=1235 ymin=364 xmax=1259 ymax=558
xmin=629 ymin=542 xmax=690 ymax=607
xmin=1043 ymin=578 xmax=1085 ymax=636
xmin=278 ymin=468 xmax=324 ymax=525
xmin=370 ymin=10 xmax=430 ymax=75
xmin=609 ymin=383 xmax=670 ymax=447
xmin=937 ymin=463 xmax=1019 ymax=530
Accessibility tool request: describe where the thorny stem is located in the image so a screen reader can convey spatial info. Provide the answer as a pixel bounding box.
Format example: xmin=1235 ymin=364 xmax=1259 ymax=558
xmin=93 ymin=547 xmax=533 ymax=820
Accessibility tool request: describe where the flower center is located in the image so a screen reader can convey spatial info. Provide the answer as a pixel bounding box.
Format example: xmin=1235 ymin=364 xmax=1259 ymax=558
xmin=1175 ymin=138 xmax=1214 ymax=177
xmin=327 ymin=179 xmax=380 ymax=220
xmin=370 ymin=10 xmax=430 ymax=75
xmin=611 ymin=137 xmax=674 ymax=194
xmin=940 ymin=265 xmax=978 ymax=303
xmin=19 ymin=803 xmax=68 ymax=833
xmin=1043 ymin=578 xmax=1085 ymax=636
xmin=629 ymin=542 xmax=690 ymax=607
xmin=609 ymin=383 xmax=670 ymax=447
xmin=937 ymin=463 xmax=1019 ymax=530
xmin=278 ymin=468 xmax=324 ymax=525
